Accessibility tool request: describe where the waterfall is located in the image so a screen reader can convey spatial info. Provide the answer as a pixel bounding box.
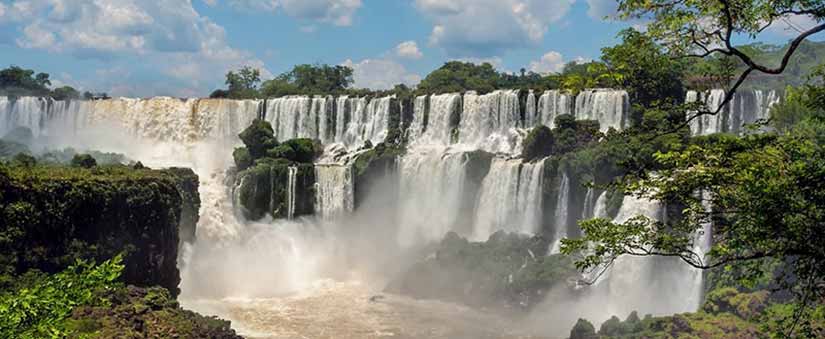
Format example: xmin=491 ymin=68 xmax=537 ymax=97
xmin=537 ymin=90 xmax=574 ymax=128
xmin=472 ymin=157 xmax=545 ymax=240
xmin=472 ymin=158 xmax=522 ymax=239
xmin=363 ymin=95 xmax=393 ymax=145
xmin=525 ymin=90 xmax=538 ymax=127
xmin=549 ymin=171 xmax=570 ymax=254
xmin=458 ymin=90 xmax=522 ymax=153
xmin=686 ymin=89 xmax=781 ymax=136
xmin=287 ymin=166 xmax=298 ymax=220
xmin=314 ymin=165 xmax=354 ymax=218
xmin=407 ymin=95 xmax=428 ymax=142
xmin=412 ymin=93 xmax=460 ymax=146
xmin=397 ymin=149 xmax=468 ymax=248
xmin=582 ymin=188 xmax=597 ymax=220
xmin=574 ymin=89 xmax=629 ymax=131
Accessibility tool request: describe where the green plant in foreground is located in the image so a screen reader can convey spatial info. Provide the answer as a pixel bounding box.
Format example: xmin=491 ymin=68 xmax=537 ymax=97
xmin=0 ymin=255 xmax=124 ymax=338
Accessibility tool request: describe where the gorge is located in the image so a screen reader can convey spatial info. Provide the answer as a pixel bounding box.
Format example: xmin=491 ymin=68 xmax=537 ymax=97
xmin=0 ymin=87 xmax=781 ymax=337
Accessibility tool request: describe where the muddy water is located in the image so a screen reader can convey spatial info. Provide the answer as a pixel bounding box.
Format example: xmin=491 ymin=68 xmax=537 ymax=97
xmin=182 ymin=279 xmax=556 ymax=339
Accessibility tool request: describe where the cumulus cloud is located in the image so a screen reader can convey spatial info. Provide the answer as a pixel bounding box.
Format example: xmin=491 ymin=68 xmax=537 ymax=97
xmin=528 ymin=51 xmax=565 ymax=74
xmin=414 ymin=0 xmax=575 ymax=57
xmin=228 ymin=0 xmax=362 ymax=26
xmin=395 ymin=41 xmax=423 ymax=59
xmin=342 ymin=58 xmax=421 ymax=90
xmin=3 ymin=0 xmax=269 ymax=97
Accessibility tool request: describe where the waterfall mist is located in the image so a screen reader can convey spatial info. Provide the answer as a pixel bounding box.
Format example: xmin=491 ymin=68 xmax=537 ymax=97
xmin=1 ymin=91 xmax=722 ymax=337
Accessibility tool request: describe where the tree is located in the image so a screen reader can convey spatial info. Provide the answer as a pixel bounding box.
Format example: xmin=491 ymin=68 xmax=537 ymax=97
xmin=225 ymin=66 xmax=261 ymax=99
xmin=417 ymin=61 xmax=500 ymax=94
xmin=616 ymin=0 xmax=825 ymax=126
xmin=563 ymin=72 xmax=825 ymax=336
xmin=260 ymin=64 xmax=353 ymax=97
xmin=601 ymin=28 xmax=686 ymax=109
xmin=0 ymin=66 xmax=51 ymax=96
xmin=50 ymin=86 xmax=80 ymax=100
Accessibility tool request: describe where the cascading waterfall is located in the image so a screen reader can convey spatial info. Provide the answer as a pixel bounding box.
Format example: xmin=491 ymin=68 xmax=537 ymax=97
xmin=458 ymin=90 xmax=522 ymax=154
xmin=686 ymin=89 xmax=780 ymax=135
xmin=574 ymin=89 xmax=630 ymax=132
xmin=397 ymin=150 xmax=468 ymax=248
xmin=472 ymin=157 xmax=545 ymax=240
xmin=287 ymin=166 xmax=298 ymax=220
xmin=537 ymin=90 xmax=574 ymax=128
xmin=411 ymin=93 xmax=460 ymax=146
xmin=314 ymin=164 xmax=354 ymax=218
xmin=548 ymin=171 xmax=570 ymax=254
xmin=525 ymin=90 xmax=538 ymax=127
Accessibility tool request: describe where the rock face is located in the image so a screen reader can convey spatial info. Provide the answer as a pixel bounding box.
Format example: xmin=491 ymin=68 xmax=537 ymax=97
xmin=231 ymin=119 xmax=321 ymax=221
xmin=386 ymin=231 xmax=578 ymax=310
xmin=0 ymin=164 xmax=196 ymax=296
xmin=234 ymin=159 xmax=315 ymax=220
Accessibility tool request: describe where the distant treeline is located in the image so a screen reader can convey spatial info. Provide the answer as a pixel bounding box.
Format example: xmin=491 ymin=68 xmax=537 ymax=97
xmin=0 ymin=65 xmax=107 ymax=100
xmin=211 ymin=31 xmax=825 ymax=110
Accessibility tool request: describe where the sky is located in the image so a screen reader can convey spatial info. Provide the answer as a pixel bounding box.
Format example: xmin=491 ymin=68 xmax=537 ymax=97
xmin=0 ymin=0 xmax=816 ymax=97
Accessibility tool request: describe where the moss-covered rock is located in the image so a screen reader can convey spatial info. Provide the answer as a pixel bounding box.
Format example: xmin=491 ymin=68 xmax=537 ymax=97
xmin=239 ymin=119 xmax=278 ymax=158
xmin=232 ymin=147 xmax=252 ymax=171
xmin=351 ymin=142 xmax=405 ymax=210
xmin=160 ymin=167 xmax=200 ymax=245
xmin=68 ymin=285 xmax=242 ymax=338
xmin=386 ymin=231 xmax=578 ymax=310
xmin=522 ymin=125 xmax=554 ymax=162
xmin=0 ymin=164 xmax=196 ymax=296
xmin=270 ymin=138 xmax=322 ymax=163
xmin=234 ymin=159 xmax=315 ymax=220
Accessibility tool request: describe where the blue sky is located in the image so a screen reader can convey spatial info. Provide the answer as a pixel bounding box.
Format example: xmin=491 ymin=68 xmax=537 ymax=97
xmin=0 ymin=0 xmax=814 ymax=97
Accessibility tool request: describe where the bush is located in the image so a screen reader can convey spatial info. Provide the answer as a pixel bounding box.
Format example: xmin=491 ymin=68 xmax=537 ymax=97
xmin=570 ymin=318 xmax=597 ymax=339
xmin=11 ymin=153 xmax=35 ymax=167
xmin=0 ymin=255 xmax=124 ymax=338
xmin=70 ymin=154 xmax=97 ymax=168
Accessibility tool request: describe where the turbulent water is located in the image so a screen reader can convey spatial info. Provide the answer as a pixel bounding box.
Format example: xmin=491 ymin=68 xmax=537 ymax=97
xmin=0 ymin=90 xmax=737 ymax=337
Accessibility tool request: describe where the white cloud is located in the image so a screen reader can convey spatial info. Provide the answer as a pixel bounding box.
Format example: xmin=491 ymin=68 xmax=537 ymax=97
xmin=4 ymin=0 xmax=269 ymax=97
xmin=528 ymin=51 xmax=565 ymax=74
xmin=342 ymin=58 xmax=421 ymax=90
xmin=228 ymin=0 xmax=362 ymax=26
xmin=395 ymin=41 xmax=423 ymax=59
xmin=585 ymin=0 xmax=618 ymax=20
xmin=0 ymin=3 xmax=6 ymax=17
xmin=414 ymin=0 xmax=575 ymax=57
xmin=766 ymin=14 xmax=819 ymax=37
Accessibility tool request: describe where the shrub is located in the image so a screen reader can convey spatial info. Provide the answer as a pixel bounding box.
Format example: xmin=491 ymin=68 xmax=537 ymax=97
xmin=70 ymin=154 xmax=97 ymax=168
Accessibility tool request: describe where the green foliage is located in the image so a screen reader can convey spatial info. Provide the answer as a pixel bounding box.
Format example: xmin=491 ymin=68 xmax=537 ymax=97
xmin=0 ymin=164 xmax=192 ymax=295
xmin=232 ymin=147 xmax=252 ymax=171
xmin=238 ymin=119 xmax=278 ymax=159
xmin=0 ymin=255 xmax=124 ymax=339
xmin=11 ymin=153 xmax=36 ymax=168
xmin=70 ymin=154 xmax=97 ymax=168
xmin=50 ymin=86 xmax=80 ymax=101
xmin=0 ymin=66 xmax=51 ymax=97
xmin=562 ymin=113 xmax=825 ymax=332
xmin=521 ymin=125 xmax=554 ymax=162
xmin=39 ymin=148 xmax=128 ymax=166
xmin=570 ymin=318 xmax=597 ymax=339
xmin=417 ymin=61 xmax=501 ymax=94
xmin=601 ymin=28 xmax=686 ymax=109
xmin=224 ymin=66 xmax=261 ymax=99
xmin=261 ymin=64 xmax=353 ymax=97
